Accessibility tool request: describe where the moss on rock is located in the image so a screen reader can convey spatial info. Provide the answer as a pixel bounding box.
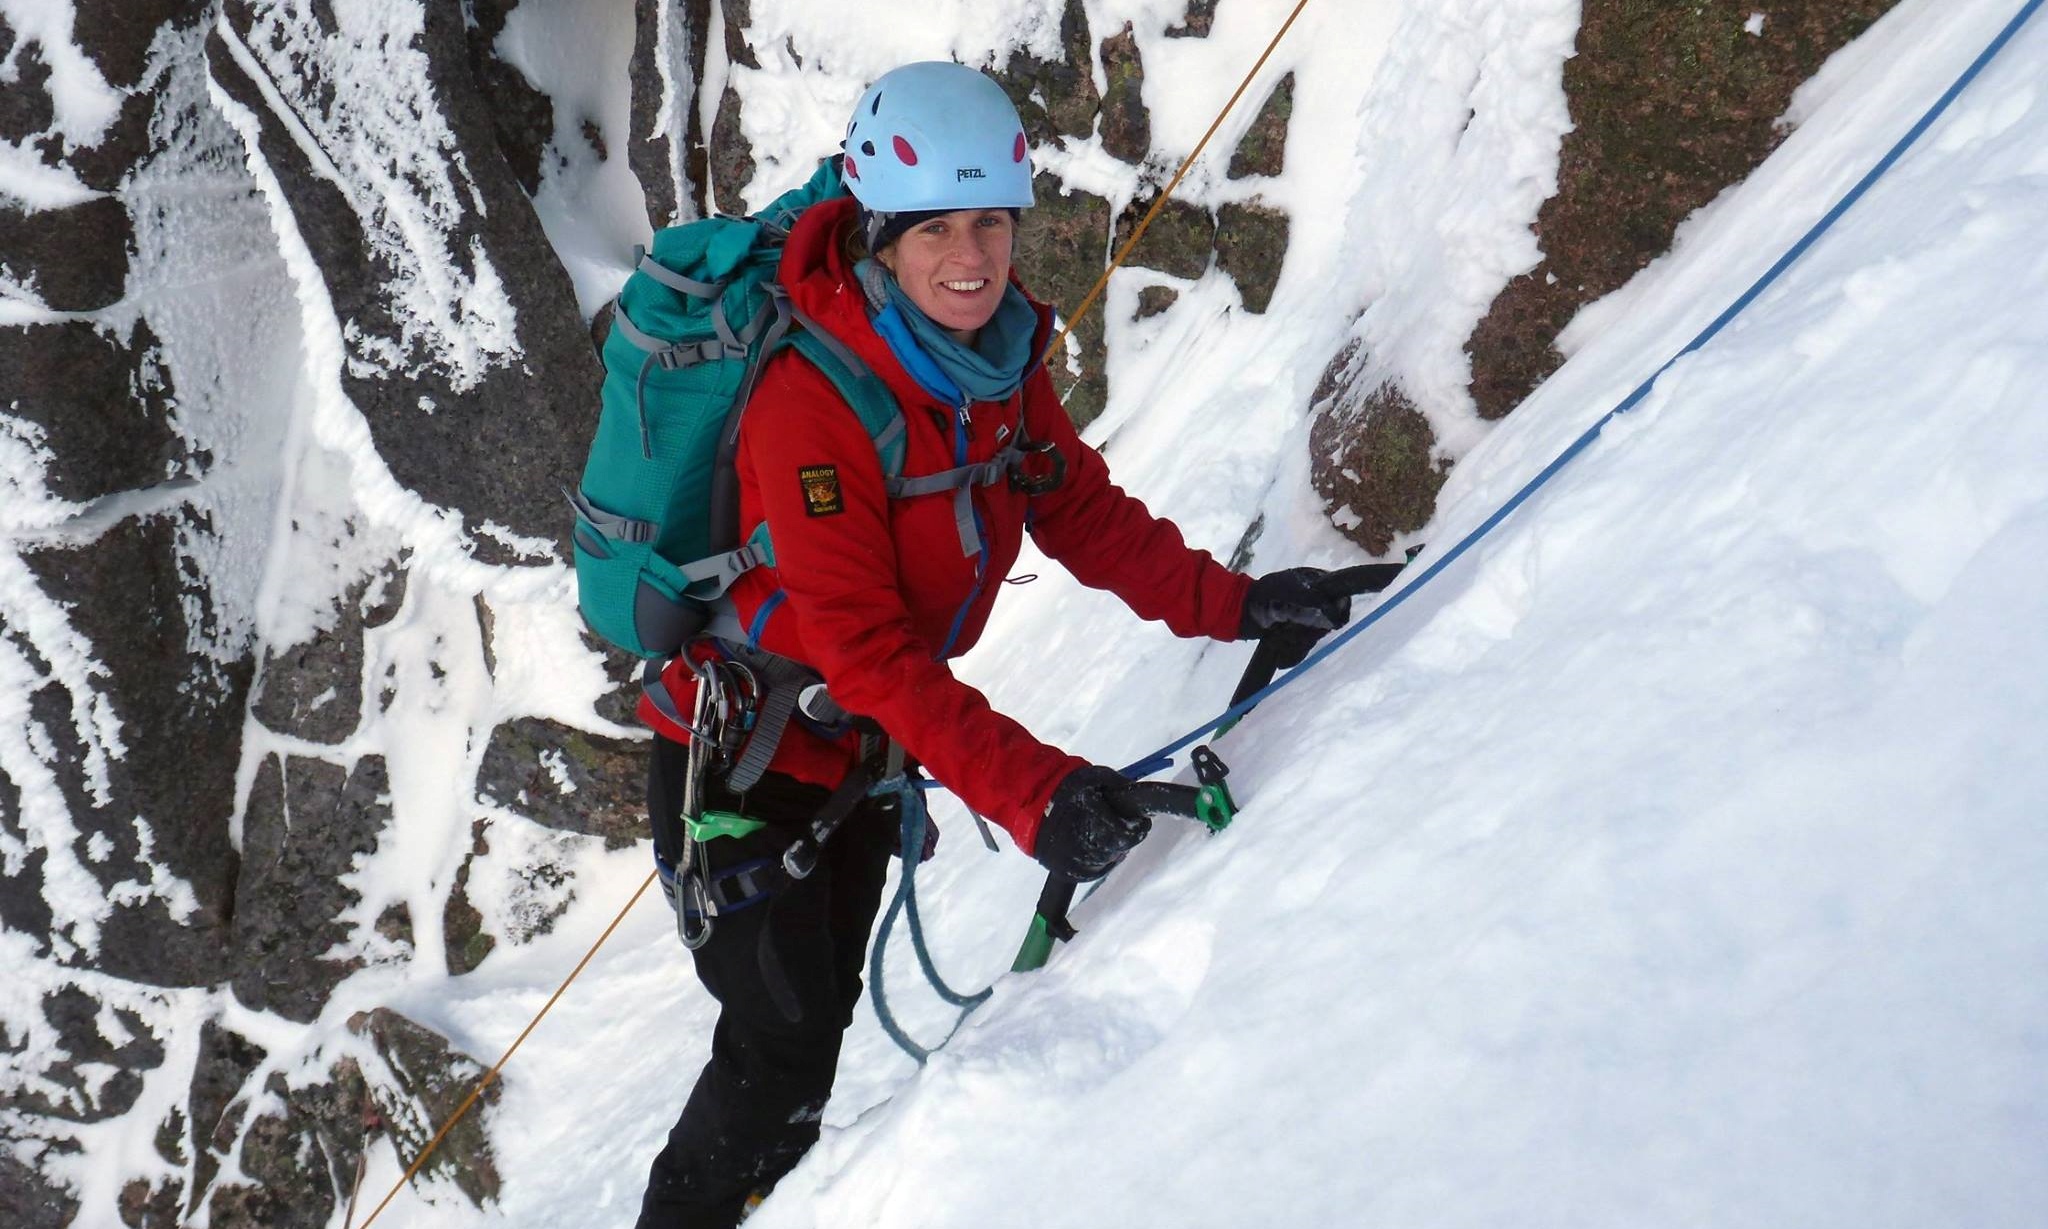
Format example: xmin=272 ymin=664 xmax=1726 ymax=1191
xmin=1467 ymin=0 xmax=1901 ymax=418
xmin=1308 ymin=343 xmax=1446 ymax=555
xmin=1215 ymin=200 xmax=1290 ymax=314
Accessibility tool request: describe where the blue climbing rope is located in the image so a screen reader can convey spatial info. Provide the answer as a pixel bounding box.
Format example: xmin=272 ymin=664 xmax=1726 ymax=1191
xmin=866 ymin=774 xmax=993 ymax=1063
xmin=1126 ymin=0 xmax=2045 ymax=780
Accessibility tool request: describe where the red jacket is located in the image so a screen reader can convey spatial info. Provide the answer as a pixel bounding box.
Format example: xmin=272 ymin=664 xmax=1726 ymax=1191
xmin=641 ymin=197 xmax=1250 ymax=852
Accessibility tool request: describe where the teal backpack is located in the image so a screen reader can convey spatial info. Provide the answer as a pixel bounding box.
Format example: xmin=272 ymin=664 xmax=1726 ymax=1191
xmin=570 ymin=160 xmax=906 ymax=658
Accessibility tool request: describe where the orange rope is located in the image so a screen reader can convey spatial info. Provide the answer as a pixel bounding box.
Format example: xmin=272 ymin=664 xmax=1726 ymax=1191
xmin=1041 ymin=0 xmax=1314 ymax=364
xmin=355 ymin=7 xmax=1314 ymax=1219
xmin=357 ymin=870 xmax=659 ymax=1228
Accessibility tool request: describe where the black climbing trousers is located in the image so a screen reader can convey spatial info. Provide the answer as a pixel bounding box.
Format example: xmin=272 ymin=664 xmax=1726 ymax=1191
xmin=636 ymin=735 xmax=898 ymax=1229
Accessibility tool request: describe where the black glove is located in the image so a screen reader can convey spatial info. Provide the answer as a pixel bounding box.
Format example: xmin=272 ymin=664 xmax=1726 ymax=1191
xmin=1239 ymin=567 xmax=1354 ymax=668
xmin=1033 ymin=766 xmax=1153 ymax=881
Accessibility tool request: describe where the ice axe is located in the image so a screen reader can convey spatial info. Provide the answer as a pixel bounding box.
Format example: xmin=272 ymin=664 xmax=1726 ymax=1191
xmin=1011 ymin=557 xmax=1410 ymax=972
xmin=1011 ymin=774 xmax=1232 ymax=973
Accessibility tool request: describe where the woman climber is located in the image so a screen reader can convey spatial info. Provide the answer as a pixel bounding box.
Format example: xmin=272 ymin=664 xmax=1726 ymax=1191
xmin=632 ymin=60 xmax=1356 ymax=1228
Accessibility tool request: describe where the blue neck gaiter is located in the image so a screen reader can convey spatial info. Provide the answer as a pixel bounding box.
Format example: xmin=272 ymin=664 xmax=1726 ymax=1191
xmin=857 ymin=259 xmax=1037 ymax=405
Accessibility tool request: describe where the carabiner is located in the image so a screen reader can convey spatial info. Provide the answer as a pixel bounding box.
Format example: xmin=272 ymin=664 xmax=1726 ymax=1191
xmin=1008 ymin=439 xmax=1067 ymax=496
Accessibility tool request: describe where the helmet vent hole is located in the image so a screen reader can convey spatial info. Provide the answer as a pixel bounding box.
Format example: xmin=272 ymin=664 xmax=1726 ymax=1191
xmin=861 ymin=140 xmax=876 ymax=157
xmin=871 ymin=93 xmax=883 ymax=115
xmin=1013 ymin=133 xmax=1028 ymax=163
xmin=893 ymin=136 xmax=919 ymax=166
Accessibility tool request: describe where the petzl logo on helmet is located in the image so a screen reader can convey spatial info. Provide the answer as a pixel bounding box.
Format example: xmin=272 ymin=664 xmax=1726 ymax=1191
xmin=956 ymin=167 xmax=986 ymax=182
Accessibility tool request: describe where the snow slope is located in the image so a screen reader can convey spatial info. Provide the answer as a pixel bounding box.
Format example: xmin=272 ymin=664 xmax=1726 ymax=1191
xmin=197 ymin=0 xmax=2048 ymax=1224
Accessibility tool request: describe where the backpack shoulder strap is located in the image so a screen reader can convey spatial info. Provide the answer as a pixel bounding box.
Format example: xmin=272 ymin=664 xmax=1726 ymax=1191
xmin=778 ymin=293 xmax=907 ymax=479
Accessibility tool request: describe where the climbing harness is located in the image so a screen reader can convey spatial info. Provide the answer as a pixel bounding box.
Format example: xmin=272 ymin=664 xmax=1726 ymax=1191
xmin=654 ymin=643 xmax=901 ymax=951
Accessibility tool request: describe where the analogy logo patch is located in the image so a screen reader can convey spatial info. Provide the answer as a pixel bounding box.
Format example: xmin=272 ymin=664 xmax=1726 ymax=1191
xmin=799 ymin=464 xmax=844 ymax=516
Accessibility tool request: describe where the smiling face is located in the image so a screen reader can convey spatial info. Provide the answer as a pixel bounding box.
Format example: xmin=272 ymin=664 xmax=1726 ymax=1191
xmin=875 ymin=209 xmax=1016 ymax=344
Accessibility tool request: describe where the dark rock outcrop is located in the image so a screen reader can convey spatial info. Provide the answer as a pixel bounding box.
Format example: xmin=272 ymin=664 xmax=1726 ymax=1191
xmin=632 ymin=0 xmax=713 ymax=224
xmin=1215 ymin=200 xmax=1290 ymax=314
xmin=1017 ymin=174 xmax=1113 ymax=427
xmin=207 ymin=0 xmax=599 ymax=560
xmin=0 ymin=1151 xmax=77 ymax=1229
xmin=0 ymin=195 xmax=133 ymax=312
xmin=183 ymin=1012 xmax=496 ymax=1227
xmin=0 ymin=320 xmax=188 ymax=501
xmin=477 ymin=717 xmax=645 ymax=846
xmin=1116 ymin=196 xmax=1215 ymax=282
xmin=444 ymin=820 xmax=497 ymax=976
xmin=708 ymin=81 xmax=755 ymax=217
xmin=1466 ymin=0 xmax=1901 ymax=418
xmin=1228 ymin=72 xmax=1293 ymax=180
xmin=7 ymin=988 xmax=163 ymax=1123
xmin=994 ymin=0 xmax=1100 ymax=148
xmin=349 ymin=1008 xmax=502 ymax=1207
xmin=204 ymin=1064 xmax=371 ymax=1229
xmin=462 ymin=0 xmax=557 ymax=197
xmin=1308 ymin=343 xmax=1446 ymax=556
xmin=21 ymin=512 xmax=249 ymax=989
xmin=1097 ymin=23 xmax=1150 ymax=164
xmin=1136 ymin=285 xmax=1179 ymax=320
xmin=231 ymin=756 xmax=391 ymax=1022
xmin=187 ymin=1021 xmax=268 ymax=1207
xmin=250 ymin=564 xmax=409 ymax=745
xmin=1167 ymin=0 xmax=1219 ymax=39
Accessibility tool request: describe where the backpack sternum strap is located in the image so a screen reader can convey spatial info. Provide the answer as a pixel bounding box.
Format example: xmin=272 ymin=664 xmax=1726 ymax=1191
xmin=886 ymin=445 xmax=1024 ymax=556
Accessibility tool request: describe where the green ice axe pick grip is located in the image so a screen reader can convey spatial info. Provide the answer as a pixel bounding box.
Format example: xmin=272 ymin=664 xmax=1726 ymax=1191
xmin=1010 ymin=782 xmax=1219 ymax=973
xmin=1013 ymin=558 xmax=1408 ymax=972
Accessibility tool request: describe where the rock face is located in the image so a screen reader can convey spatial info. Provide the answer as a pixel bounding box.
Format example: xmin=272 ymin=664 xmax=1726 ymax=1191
xmin=1214 ymin=201 xmax=1290 ymax=314
xmin=207 ymin=0 xmax=599 ymax=560
xmin=3 ymin=0 xmax=590 ymax=1219
xmin=1307 ymin=343 xmax=1448 ymax=558
xmin=1167 ymin=0 xmax=1219 ymax=39
xmin=249 ymin=565 xmax=409 ymax=745
xmin=633 ymin=0 xmax=714 ymax=225
xmin=1097 ymin=24 xmax=1151 ymax=164
xmin=1313 ymin=0 xmax=1902 ymax=554
xmin=1228 ymin=73 xmax=1292 ymax=180
xmin=349 ymin=1008 xmax=503 ymax=1206
xmin=987 ymin=2 xmax=1294 ymax=425
xmin=231 ymin=756 xmax=392 ymax=1022
xmin=1465 ymin=0 xmax=1903 ymax=419
xmin=995 ymin=0 xmax=1099 ymax=147
xmin=478 ymin=717 xmax=646 ymax=847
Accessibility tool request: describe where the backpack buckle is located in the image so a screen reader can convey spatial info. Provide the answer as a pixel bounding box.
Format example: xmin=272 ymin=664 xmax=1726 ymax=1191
xmin=1008 ymin=439 xmax=1067 ymax=496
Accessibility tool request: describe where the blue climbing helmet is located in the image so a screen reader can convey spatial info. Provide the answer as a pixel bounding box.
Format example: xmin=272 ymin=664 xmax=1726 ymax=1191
xmin=842 ymin=62 xmax=1035 ymax=222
